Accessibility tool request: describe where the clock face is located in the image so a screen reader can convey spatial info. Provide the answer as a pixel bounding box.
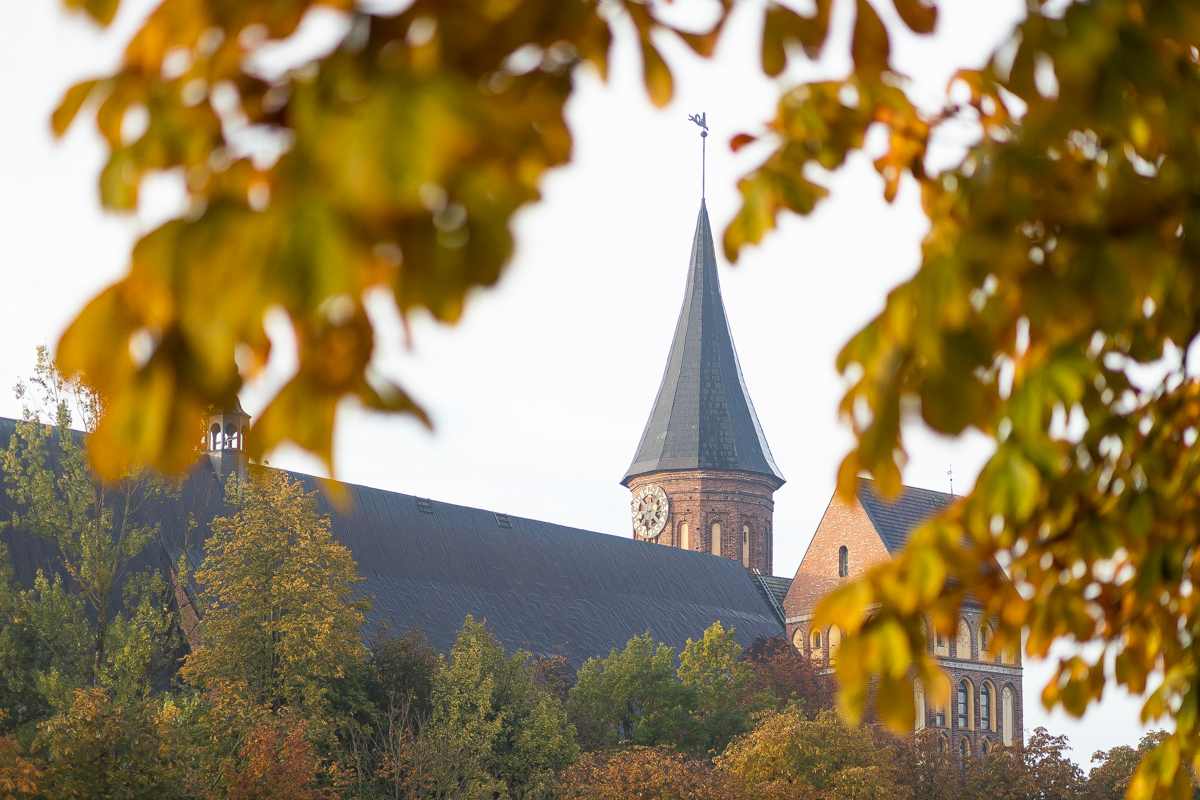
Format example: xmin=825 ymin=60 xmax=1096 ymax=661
xmin=632 ymin=484 xmax=669 ymax=539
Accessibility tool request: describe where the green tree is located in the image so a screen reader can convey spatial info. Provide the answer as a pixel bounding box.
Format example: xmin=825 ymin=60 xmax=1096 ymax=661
xmin=420 ymin=617 xmax=576 ymax=800
xmin=715 ymin=706 xmax=904 ymax=800
xmin=678 ymin=622 xmax=771 ymax=754
xmin=0 ymin=348 xmax=179 ymax=714
xmin=569 ymin=632 xmax=699 ymax=751
xmin=181 ymin=469 xmax=368 ymax=738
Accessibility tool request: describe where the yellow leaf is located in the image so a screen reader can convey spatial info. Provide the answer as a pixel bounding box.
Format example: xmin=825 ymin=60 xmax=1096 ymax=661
xmin=641 ymin=39 xmax=673 ymax=108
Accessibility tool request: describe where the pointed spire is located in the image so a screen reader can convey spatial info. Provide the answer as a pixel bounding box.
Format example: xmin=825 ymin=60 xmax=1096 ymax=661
xmin=621 ymin=200 xmax=784 ymax=487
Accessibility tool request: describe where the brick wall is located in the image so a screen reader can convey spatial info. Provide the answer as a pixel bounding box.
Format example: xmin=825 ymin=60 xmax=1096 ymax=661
xmin=782 ymin=491 xmax=1025 ymax=750
xmin=782 ymin=494 xmax=891 ymax=619
xmin=627 ymin=470 xmax=778 ymax=574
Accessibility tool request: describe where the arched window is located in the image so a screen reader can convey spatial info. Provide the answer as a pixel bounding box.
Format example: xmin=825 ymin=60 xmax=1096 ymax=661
xmin=956 ymin=619 xmax=972 ymax=659
xmin=935 ymin=629 xmax=949 ymax=657
xmin=838 ymin=545 xmax=848 ymax=577
xmin=1002 ymin=686 xmax=1015 ymax=746
xmin=742 ymin=525 xmax=750 ymax=567
xmin=711 ymin=523 xmax=721 ymax=556
xmin=811 ymin=629 xmax=822 ymax=649
xmin=959 ymin=737 xmax=970 ymax=759
xmin=209 ymin=423 xmax=220 ymax=451
xmin=981 ymin=682 xmax=993 ymax=731
xmin=680 ymin=523 xmax=689 ymax=550
xmin=914 ymin=679 xmax=926 ymax=731
xmin=810 ymin=629 xmax=822 ymax=664
xmin=933 ymin=680 xmax=948 ymax=726
xmin=980 ymin=624 xmax=993 ymax=661
xmin=791 ymin=628 xmax=805 ymax=652
xmin=982 ymin=739 xmax=992 ymax=756
xmin=828 ymin=625 xmax=842 ymax=666
xmin=957 ymin=679 xmax=973 ymax=729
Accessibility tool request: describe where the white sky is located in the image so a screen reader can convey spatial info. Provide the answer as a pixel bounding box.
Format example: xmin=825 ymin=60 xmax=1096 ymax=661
xmin=0 ymin=0 xmax=1163 ymax=765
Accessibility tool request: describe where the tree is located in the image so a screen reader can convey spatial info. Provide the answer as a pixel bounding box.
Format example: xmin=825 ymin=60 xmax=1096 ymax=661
xmin=1083 ymin=730 xmax=1171 ymax=800
xmin=678 ymin=622 xmax=771 ymax=754
xmin=743 ymin=636 xmax=836 ymax=715
xmin=426 ymin=616 xmax=577 ymax=800
xmin=960 ymin=728 xmax=1086 ymax=800
xmin=714 ymin=706 xmax=904 ymax=800
xmin=557 ymin=746 xmax=748 ymax=800
xmin=222 ymin=716 xmax=328 ymax=800
xmin=0 ymin=348 xmax=180 ymax=712
xmin=569 ymin=632 xmax=699 ymax=751
xmin=30 ymin=688 xmax=192 ymax=800
xmin=181 ymin=470 xmax=368 ymax=736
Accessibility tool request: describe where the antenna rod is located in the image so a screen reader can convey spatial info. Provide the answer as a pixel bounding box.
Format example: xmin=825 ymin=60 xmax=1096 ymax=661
xmin=687 ymin=112 xmax=709 ymax=199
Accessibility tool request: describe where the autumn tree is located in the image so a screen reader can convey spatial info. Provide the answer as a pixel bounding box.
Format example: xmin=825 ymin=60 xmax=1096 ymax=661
xmin=222 ymin=717 xmax=328 ymax=800
xmin=181 ymin=469 xmax=368 ymax=749
xmin=0 ymin=348 xmax=180 ymax=716
xmin=1082 ymin=730 xmax=1171 ymax=800
xmin=557 ymin=746 xmax=748 ymax=800
xmin=29 ymin=688 xmax=192 ymax=800
xmin=743 ymin=636 xmax=836 ymax=715
xmin=715 ymin=706 xmax=905 ymax=800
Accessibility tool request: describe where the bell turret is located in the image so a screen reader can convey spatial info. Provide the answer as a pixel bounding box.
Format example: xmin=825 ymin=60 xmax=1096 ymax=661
xmin=205 ymin=399 xmax=250 ymax=481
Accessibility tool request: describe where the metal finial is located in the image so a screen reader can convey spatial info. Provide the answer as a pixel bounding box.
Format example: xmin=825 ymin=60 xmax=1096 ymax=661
xmin=688 ymin=112 xmax=708 ymax=198
xmin=947 ymin=465 xmax=954 ymax=497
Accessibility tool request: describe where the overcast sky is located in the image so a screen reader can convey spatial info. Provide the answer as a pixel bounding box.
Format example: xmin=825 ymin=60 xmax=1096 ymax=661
xmin=0 ymin=0 xmax=1164 ymax=764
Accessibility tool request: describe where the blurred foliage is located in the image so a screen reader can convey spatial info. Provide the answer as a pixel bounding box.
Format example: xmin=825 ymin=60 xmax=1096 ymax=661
xmin=731 ymin=2 xmax=1200 ymax=797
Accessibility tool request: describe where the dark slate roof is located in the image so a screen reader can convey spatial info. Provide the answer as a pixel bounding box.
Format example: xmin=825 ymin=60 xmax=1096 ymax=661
xmin=0 ymin=418 xmax=783 ymax=667
xmin=296 ymin=475 xmax=783 ymax=665
xmin=856 ymin=480 xmax=956 ymax=556
xmin=622 ymin=200 xmax=784 ymax=487
xmin=749 ymin=572 xmax=791 ymax=626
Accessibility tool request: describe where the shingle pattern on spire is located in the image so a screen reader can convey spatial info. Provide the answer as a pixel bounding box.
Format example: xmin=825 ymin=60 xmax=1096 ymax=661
xmin=622 ymin=200 xmax=784 ymax=486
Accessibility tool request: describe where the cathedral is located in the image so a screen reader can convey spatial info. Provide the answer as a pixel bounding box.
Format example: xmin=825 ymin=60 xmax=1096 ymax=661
xmin=0 ymin=197 xmax=1022 ymax=751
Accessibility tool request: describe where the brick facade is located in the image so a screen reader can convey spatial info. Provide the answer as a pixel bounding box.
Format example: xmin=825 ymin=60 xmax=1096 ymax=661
xmin=627 ymin=469 xmax=778 ymax=574
xmin=784 ymin=491 xmax=1024 ymax=753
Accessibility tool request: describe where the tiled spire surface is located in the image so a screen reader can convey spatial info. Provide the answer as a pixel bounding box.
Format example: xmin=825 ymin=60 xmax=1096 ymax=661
xmin=622 ymin=200 xmax=784 ymax=487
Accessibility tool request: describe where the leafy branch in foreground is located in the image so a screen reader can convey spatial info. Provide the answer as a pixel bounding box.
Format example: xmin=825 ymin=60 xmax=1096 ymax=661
xmin=726 ymin=2 xmax=1200 ymax=797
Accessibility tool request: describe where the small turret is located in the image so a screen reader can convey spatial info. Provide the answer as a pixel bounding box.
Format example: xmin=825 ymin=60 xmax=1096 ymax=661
xmin=205 ymin=399 xmax=250 ymax=481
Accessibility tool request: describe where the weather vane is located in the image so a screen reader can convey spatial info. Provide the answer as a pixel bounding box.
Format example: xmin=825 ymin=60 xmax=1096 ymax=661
xmin=688 ymin=112 xmax=708 ymax=198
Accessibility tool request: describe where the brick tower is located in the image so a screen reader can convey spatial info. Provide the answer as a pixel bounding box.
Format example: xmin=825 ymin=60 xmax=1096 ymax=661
xmin=622 ymin=200 xmax=785 ymax=574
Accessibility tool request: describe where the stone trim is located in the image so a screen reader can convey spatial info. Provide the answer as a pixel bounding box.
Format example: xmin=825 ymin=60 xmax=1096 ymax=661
xmin=936 ymin=658 xmax=1022 ymax=677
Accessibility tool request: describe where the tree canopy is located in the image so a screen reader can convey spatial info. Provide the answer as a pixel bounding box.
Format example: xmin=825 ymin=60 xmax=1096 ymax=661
xmin=46 ymin=0 xmax=1200 ymax=795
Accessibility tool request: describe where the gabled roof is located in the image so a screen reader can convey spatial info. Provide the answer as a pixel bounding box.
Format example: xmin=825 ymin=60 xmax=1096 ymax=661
xmin=856 ymin=480 xmax=956 ymax=555
xmin=622 ymin=200 xmax=784 ymax=487
xmin=0 ymin=417 xmax=784 ymax=667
